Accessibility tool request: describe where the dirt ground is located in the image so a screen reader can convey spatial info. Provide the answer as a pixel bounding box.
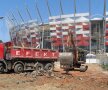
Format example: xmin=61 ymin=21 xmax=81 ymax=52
xmin=0 ymin=64 xmax=108 ymax=90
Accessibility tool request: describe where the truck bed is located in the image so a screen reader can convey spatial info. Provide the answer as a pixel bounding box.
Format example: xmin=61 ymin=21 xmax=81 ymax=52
xmin=9 ymin=46 xmax=59 ymax=60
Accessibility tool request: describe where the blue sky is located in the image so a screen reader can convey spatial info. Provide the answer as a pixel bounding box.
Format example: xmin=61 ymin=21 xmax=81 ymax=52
xmin=0 ymin=0 xmax=108 ymax=42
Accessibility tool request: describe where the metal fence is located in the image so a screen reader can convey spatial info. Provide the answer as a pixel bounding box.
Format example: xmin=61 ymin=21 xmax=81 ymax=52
xmin=96 ymin=53 xmax=108 ymax=65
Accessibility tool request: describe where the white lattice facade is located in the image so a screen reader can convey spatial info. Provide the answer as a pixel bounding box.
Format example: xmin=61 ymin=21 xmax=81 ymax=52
xmin=49 ymin=13 xmax=90 ymax=50
xmin=49 ymin=12 xmax=108 ymax=51
xmin=9 ymin=20 xmax=41 ymax=48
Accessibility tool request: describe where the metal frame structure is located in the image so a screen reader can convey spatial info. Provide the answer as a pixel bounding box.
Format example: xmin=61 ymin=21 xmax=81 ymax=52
xmin=5 ymin=0 xmax=108 ymax=53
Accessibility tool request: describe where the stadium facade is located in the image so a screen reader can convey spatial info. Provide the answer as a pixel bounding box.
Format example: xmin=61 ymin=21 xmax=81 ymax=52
xmin=7 ymin=12 xmax=108 ymax=52
xmin=49 ymin=12 xmax=108 ymax=52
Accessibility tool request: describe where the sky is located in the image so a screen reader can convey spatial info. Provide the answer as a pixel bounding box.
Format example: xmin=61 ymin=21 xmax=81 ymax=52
xmin=0 ymin=0 xmax=108 ymax=42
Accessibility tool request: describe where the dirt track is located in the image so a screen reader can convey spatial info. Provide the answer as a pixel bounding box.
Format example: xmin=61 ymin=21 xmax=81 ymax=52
xmin=0 ymin=64 xmax=108 ymax=90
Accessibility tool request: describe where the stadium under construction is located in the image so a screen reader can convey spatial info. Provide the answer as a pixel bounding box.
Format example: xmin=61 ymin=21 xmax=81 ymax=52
xmin=6 ymin=0 xmax=108 ymax=53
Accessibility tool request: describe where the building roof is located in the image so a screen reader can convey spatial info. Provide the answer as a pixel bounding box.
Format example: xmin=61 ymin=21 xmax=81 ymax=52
xmin=76 ymin=16 xmax=89 ymax=22
xmin=62 ymin=18 xmax=74 ymax=23
xmin=91 ymin=18 xmax=103 ymax=21
xmin=49 ymin=12 xmax=108 ymax=23
xmin=49 ymin=13 xmax=89 ymax=19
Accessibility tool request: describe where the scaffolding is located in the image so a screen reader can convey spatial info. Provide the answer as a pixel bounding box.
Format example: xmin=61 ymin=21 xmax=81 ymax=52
xmin=5 ymin=0 xmax=108 ymax=53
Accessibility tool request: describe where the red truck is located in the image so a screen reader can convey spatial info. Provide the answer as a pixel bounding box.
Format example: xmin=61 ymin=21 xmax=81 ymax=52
xmin=0 ymin=42 xmax=59 ymax=73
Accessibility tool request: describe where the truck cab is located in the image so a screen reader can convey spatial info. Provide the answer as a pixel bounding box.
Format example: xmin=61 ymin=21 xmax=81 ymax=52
xmin=0 ymin=42 xmax=6 ymax=73
xmin=0 ymin=43 xmax=4 ymax=60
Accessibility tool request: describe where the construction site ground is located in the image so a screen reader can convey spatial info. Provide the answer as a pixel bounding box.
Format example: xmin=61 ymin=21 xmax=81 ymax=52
xmin=0 ymin=63 xmax=108 ymax=90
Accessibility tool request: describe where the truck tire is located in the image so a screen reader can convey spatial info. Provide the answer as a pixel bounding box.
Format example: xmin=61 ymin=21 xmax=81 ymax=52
xmin=14 ymin=64 xmax=24 ymax=73
xmin=34 ymin=63 xmax=44 ymax=72
xmin=0 ymin=63 xmax=4 ymax=73
xmin=45 ymin=63 xmax=54 ymax=71
xmin=80 ymin=65 xmax=88 ymax=72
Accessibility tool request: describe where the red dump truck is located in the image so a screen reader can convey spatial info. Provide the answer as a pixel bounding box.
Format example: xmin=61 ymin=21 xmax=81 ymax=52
xmin=0 ymin=42 xmax=59 ymax=73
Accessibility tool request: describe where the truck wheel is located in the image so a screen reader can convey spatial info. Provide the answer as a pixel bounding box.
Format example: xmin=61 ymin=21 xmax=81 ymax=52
xmin=45 ymin=63 xmax=54 ymax=71
xmin=14 ymin=64 xmax=24 ymax=73
xmin=34 ymin=63 xmax=44 ymax=72
xmin=80 ymin=65 xmax=88 ymax=72
xmin=0 ymin=63 xmax=4 ymax=73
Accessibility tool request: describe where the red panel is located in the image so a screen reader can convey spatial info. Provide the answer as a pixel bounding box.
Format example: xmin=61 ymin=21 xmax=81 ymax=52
xmin=105 ymin=42 xmax=108 ymax=45
xmin=32 ymin=38 xmax=36 ymax=43
xmin=11 ymin=48 xmax=59 ymax=60
xmin=106 ymin=24 xmax=108 ymax=28
xmin=51 ymin=30 xmax=56 ymax=32
xmin=50 ymin=25 xmax=56 ymax=27
xmin=62 ymin=24 xmax=68 ymax=26
xmin=63 ymin=36 xmax=68 ymax=40
xmin=106 ymin=30 xmax=108 ymax=34
xmin=53 ymin=41 xmax=62 ymax=46
xmin=31 ymin=32 xmax=35 ymax=35
xmin=51 ymin=37 xmax=57 ymax=41
xmin=57 ymin=38 xmax=62 ymax=41
xmin=76 ymin=36 xmax=89 ymax=40
xmin=41 ymin=50 xmax=50 ymax=59
xmin=76 ymin=22 xmax=82 ymax=25
xmin=105 ymin=36 xmax=108 ymax=39
xmin=69 ymin=26 xmax=75 ymax=29
xmin=0 ymin=43 xmax=4 ymax=60
xmin=32 ymin=38 xmax=39 ymax=43
xmin=33 ymin=49 xmax=41 ymax=58
xmin=11 ymin=49 xmax=23 ymax=58
xmin=52 ymin=43 xmax=56 ymax=46
xmin=63 ymin=29 xmax=68 ymax=31
xmin=23 ymin=49 xmax=32 ymax=58
xmin=5 ymin=42 xmax=12 ymax=47
xmin=56 ymin=27 xmax=61 ymax=30
xmin=32 ymin=43 xmax=39 ymax=48
xmin=76 ymin=35 xmax=83 ymax=40
xmin=49 ymin=51 xmax=59 ymax=59
xmin=106 ymin=33 xmax=108 ymax=36
xmin=83 ymin=25 xmax=89 ymax=30
xmin=17 ymin=41 xmax=22 ymax=47
xmin=57 ymin=32 xmax=62 ymax=35
xmin=56 ymin=41 xmax=62 ymax=46
xmin=77 ymin=41 xmax=89 ymax=46
xmin=26 ymin=42 xmax=31 ymax=47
